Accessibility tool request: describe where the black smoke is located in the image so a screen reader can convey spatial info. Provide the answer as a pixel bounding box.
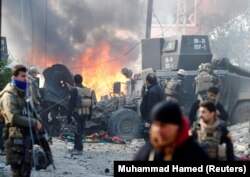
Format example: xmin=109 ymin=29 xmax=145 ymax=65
xmin=2 ymin=0 xmax=145 ymax=69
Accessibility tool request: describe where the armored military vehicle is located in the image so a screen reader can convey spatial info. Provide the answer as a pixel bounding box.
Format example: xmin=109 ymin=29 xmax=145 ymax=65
xmin=40 ymin=35 xmax=250 ymax=140
xmin=104 ymin=35 xmax=250 ymax=140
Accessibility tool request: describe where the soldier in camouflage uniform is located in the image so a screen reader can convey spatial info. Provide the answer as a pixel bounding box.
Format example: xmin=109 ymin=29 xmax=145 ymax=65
xmin=0 ymin=65 xmax=43 ymax=177
xmin=165 ymin=69 xmax=186 ymax=105
xmin=194 ymin=63 xmax=220 ymax=101
xmin=191 ymin=101 xmax=234 ymax=161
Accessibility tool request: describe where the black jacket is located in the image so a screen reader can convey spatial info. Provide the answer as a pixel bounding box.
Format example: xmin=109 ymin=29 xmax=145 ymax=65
xmin=189 ymin=100 xmax=228 ymax=125
xmin=134 ymin=137 xmax=209 ymax=161
xmin=140 ymin=83 xmax=165 ymax=123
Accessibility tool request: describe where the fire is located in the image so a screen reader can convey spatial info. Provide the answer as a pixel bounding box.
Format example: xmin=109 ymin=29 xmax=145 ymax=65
xmin=26 ymin=42 xmax=129 ymax=101
xmin=79 ymin=42 xmax=127 ymax=101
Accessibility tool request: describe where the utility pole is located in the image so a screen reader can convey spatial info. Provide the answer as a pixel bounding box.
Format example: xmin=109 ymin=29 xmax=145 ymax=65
xmin=0 ymin=0 xmax=2 ymax=38
xmin=145 ymin=0 xmax=153 ymax=39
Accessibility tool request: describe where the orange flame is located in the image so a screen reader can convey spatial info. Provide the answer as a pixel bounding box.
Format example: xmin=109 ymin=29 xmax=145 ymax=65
xmin=26 ymin=42 xmax=128 ymax=101
xmin=79 ymin=42 xmax=127 ymax=101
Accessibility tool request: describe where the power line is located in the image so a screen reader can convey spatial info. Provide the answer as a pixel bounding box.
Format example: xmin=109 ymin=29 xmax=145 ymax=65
xmin=45 ymin=0 xmax=47 ymax=68
xmin=69 ymin=0 xmax=205 ymax=71
xmin=152 ymin=8 xmax=164 ymax=37
xmin=29 ymin=0 xmax=34 ymax=66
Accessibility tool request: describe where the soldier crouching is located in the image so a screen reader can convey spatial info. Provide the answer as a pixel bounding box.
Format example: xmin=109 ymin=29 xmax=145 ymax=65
xmin=0 ymin=65 xmax=43 ymax=177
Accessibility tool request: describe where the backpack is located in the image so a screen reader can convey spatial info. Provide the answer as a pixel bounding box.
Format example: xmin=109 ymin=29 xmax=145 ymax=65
xmin=165 ymin=78 xmax=180 ymax=96
xmin=75 ymin=87 xmax=92 ymax=108
xmin=195 ymin=71 xmax=213 ymax=94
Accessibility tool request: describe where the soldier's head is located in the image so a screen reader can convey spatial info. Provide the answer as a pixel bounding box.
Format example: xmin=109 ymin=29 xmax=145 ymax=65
xmin=74 ymin=74 xmax=83 ymax=85
xmin=207 ymin=86 xmax=220 ymax=104
xmin=204 ymin=63 xmax=213 ymax=74
xmin=199 ymin=101 xmax=217 ymax=124
xmin=146 ymin=73 xmax=157 ymax=87
xmin=12 ymin=65 xmax=27 ymax=82
xmin=150 ymin=101 xmax=183 ymax=149
xmin=28 ymin=67 xmax=39 ymax=78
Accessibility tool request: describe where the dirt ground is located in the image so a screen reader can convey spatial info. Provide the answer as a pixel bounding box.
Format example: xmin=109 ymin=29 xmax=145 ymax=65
xmin=0 ymin=138 xmax=145 ymax=177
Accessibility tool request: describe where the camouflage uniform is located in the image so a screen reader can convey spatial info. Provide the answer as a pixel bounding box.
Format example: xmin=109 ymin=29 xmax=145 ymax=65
xmin=194 ymin=63 xmax=221 ymax=101
xmin=0 ymin=83 xmax=37 ymax=177
xmin=165 ymin=76 xmax=185 ymax=105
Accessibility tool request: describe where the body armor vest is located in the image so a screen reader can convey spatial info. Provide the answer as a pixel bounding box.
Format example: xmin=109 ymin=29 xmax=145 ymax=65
xmin=196 ymin=119 xmax=226 ymax=160
xmin=75 ymin=87 xmax=92 ymax=115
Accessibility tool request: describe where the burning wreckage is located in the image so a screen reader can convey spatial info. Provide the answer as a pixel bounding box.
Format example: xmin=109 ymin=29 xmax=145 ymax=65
xmin=38 ymin=64 xmax=143 ymax=140
xmin=39 ymin=36 xmax=250 ymax=155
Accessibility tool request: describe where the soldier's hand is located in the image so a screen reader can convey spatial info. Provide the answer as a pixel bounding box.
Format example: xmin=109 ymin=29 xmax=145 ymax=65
xmin=35 ymin=120 xmax=43 ymax=132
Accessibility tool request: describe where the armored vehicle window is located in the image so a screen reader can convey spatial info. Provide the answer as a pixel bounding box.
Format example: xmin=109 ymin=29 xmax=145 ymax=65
xmin=162 ymin=40 xmax=177 ymax=52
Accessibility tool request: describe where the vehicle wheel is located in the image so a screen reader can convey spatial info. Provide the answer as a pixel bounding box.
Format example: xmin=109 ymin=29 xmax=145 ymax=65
xmin=108 ymin=109 xmax=142 ymax=140
xmin=231 ymin=101 xmax=250 ymax=124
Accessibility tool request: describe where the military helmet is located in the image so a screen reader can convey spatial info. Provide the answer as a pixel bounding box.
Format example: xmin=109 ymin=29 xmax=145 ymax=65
xmin=204 ymin=63 xmax=212 ymax=70
xmin=29 ymin=67 xmax=40 ymax=74
xmin=177 ymin=69 xmax=186 ymax=76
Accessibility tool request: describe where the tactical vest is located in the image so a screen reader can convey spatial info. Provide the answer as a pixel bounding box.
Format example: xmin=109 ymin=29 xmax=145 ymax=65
xmin=196 ymin=120 xmax=226 ymax=160
xmin=165 ymin=78 xmax=181 ymax=96
xmin=75 ymin=87 xmax=92 ymax=115
xmin=195 ymin=71 xmax=213 ymax=94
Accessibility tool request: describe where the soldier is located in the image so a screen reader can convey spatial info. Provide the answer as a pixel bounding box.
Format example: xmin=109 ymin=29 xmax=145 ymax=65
xmin=140 ymin=73 xmax=165 ymax=141
xmin=194 ymin=63 xmax=220 ymax=101
xmin=191 ymin=101 xmax=234 ymax=160
xmin=134 ymin=101 xmax=209 ymax=161
xmin=189 ymin=86 xmax=228 ymax=126
xmin=165 ymin=69 xmax=186 ymax=105
xmin=0 ymin=65 xmax=43 ymax=177
xmin=27 ymin=66 xmax=41 ymax=111
xmin=67 ymin=74 xmax=93 ymax=155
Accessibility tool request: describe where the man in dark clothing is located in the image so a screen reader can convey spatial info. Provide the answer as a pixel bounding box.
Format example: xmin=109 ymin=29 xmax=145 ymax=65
xmin=67 ymin=74 xmax=92 ymax=155
xmin=140 ymin=73 xmax=165 ymax=140
xmin=191 ymin=101 xmax=234 ymax=160
xmin=140 ymin=73 xmax=165 ymax=123
xmin=189 ymin=86 xmax=228 ymax=126
xmin=134 ymin=101 xmax=209 ymax=161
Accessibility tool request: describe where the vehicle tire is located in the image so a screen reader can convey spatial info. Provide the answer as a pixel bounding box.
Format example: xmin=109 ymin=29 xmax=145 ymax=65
xmin=108 ymin=109 xmax=142 ymax=140
xmin=231 ymin=101 xmax=250 ymax=124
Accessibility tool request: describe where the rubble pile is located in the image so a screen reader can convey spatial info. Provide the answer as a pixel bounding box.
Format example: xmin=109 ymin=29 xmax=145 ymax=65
xmin=229 ymin=121 xmax=250 ymax=157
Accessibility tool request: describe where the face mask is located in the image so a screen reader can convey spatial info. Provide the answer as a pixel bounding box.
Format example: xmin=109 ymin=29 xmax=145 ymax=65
xmin=11 ymin=79 xmax=27 ymax=92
